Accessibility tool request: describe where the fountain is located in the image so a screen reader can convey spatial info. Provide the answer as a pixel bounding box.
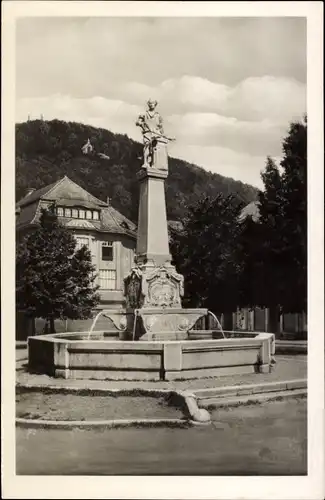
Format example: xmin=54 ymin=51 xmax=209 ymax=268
xmin=28 ymin=99 xmax=275 ymax=381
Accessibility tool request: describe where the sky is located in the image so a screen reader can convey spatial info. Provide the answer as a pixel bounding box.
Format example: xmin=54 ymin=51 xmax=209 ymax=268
xmin=15 ymin=16 xmax=307 ymax=188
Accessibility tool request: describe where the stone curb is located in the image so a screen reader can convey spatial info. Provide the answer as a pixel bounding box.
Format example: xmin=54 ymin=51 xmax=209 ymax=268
xmin=16 ymin=389 xmax=307 ymax=429
xmin=193 ymin=378 xmax=307 ymax=400
xmin=16 ymin=380 xmax=307 ymax=426
xmin=16 ymin=384 xmax=174 ymax=396
xmin=15 ymin=417 xmax=193 ymax=430
xmin=200 ymin=388 xmax=307 ymax=409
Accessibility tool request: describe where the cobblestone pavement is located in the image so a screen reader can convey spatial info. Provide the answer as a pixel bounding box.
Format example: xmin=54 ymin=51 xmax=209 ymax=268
xmin=16 ymin=352 xmax=307 ymax=392
xmin=16 ymin=398 xmax=307 ymax=475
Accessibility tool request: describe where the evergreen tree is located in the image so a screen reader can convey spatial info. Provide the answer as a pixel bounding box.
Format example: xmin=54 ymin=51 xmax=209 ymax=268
xmin=15 ymin=119 xmax=258 ymax=222
xmin=16 ymin=205 xmax=100 ymax=333
xmin=256 ymin=156 xmax=287 ymax=311
xmin=239 ymin=118 xmax=307 ymax=315
xmin=280 ymin=116 xmax=307 ymax=312
xmin=170 ymin=194 xmax=243 ymax=315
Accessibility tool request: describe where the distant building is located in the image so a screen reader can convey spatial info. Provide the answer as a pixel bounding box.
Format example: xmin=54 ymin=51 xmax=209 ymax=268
xmin=238 ymin=200 xmax=260 ymax=223
xmin=81 ymin=138 xmax=94 ymax=155
xmin=16 ymin=176 xmax=136 ymax=333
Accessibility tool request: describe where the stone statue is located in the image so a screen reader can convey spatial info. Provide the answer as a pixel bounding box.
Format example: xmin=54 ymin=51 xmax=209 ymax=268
xmin=136 ymin=99 xmax=174 ymax=169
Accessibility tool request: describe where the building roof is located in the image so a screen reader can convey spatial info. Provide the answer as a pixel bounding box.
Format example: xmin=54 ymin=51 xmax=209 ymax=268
xmin=16 ymin=180 xmax=59 ymax=208
xmin=16 ymin=176 xmax=136 ymax=238
xmin=238 ymin=201 xmax=260 ymax=223
xmin=17 ymin=176 xmax=107 ymax=209
xmin=168 ymin=220 xmax=184 ymax=233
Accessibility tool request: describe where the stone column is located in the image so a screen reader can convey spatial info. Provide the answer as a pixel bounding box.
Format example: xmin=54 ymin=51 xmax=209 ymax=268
xmin=136 ymin=167 xmax=171 ymax=267
xmin=123 ymin=108 xmax=207 ymax=340
xmin=124 ymin=139 xmax=185 ymax=314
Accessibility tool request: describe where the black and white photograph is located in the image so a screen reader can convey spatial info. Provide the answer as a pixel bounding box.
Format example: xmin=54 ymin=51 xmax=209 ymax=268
xmin=1 ymin=1 xmax=324 ymax=499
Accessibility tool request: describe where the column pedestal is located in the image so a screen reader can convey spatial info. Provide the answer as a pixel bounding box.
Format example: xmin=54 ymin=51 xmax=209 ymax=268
xmin=135 ymin=167 xmax=171 ymax=267
xmin=124 ymin=140 xmax=207 ymax=339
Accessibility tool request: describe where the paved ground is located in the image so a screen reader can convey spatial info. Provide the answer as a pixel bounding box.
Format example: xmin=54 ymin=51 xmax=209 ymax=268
xmin=16 ymin=398 xmax=307 ymax=475
xmin=16 ymin=353 xmax=307 ymax=392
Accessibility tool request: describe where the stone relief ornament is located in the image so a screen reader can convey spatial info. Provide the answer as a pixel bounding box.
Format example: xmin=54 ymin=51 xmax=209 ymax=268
xmin=142 ymin=265 xmax=184 ymax=308
xmin=124 ymin=264 xmax=184 ymax=309
xmin=178 ymin=317 xmax=189 ymax=330
xmin=145 ymin=316 xmax=157 ymax=331
xmin=149 ymin=281 xmax=176 ymax=307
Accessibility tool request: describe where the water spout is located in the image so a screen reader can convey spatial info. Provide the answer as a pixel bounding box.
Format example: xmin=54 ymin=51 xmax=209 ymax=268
xmin=207 ymin=311 xmax=226 ymax=338
xmin=87 ymin=310 xmax=105 ymax=340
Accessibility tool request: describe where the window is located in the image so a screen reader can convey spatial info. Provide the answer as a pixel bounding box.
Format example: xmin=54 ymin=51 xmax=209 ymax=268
xmin=57 ymin=206 xmax=99 ymax=219
xmin=76 ymin=237 xmax=89 ymax=251
xmin=99 ymin=269 xmax=116 ymax=290
xmin=101 ymin=242 xmax=113 ymax=261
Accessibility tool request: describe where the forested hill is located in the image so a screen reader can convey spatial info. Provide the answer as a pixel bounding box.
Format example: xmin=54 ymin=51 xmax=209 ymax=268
xmin=16 ymin=119 xmax=258 ymax=222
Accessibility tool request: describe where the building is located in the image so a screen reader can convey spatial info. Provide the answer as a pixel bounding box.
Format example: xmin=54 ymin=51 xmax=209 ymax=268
xmin=237 ymin=200 xmax=260 ymax=223
xmin=16 ymin=176 xmax=137 ymax=337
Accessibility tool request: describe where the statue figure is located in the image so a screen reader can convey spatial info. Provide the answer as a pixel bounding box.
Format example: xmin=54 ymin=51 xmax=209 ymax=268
xmin=136 ymin=99 xmax=174 ymax=168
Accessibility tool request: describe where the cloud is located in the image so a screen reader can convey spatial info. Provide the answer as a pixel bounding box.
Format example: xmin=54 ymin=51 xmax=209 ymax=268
xmin=15 ymin=17 xmax=306 ymax=187
xmin=88 ymin=74 xmax=305 ymax=134
xmin=166 ymin=112 xmax=286 ymax=157
xmin=169 ymin=144 xmax=268 ymax=189
xmin=225 ymin=76 xmax=306 ymax=123
xmin=17 ymin=95 xmax=142 ymax=139
xmin=16 ymin=80 xmax=304 ymax=189
xmin=125 ymin=75 xmax=306 ymax=123
xmin=16 ymin=17 xmax=306 ymax=99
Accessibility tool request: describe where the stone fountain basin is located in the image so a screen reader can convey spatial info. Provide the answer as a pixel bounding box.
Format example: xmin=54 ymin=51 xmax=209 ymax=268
xmin=28 ymin=331 xmax=275 ymax=381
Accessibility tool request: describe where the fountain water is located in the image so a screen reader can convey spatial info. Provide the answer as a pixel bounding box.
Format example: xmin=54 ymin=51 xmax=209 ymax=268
xmin=207 ymin=311 xmax=226 ymax=338
xmin=87 ymin=310 xmax=104 ymax=340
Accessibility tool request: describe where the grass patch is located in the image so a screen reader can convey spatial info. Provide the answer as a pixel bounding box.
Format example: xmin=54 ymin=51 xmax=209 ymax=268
xmin=205 ymin=392 xmax=307 ymax=411
xmin=16 ymin=391 xmax=185 ymax=421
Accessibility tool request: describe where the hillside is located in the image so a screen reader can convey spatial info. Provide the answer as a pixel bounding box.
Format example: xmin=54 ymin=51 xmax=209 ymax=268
xmin=16 ymin=119 xmax=258 ymax=222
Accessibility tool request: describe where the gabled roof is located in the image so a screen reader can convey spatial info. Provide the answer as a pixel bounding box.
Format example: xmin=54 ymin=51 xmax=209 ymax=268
xmin=16 ymin=176 xmax=136 ymax=238
xmin=16 ymin=180 xmax=59 ymax=208
xmin=238 ymin=201 xmax=260 ymax=223
xmin=17 ymin=176 xmax=107 ymax=209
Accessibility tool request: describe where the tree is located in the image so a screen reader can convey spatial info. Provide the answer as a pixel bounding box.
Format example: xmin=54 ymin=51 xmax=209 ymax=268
xmin=170 ymin=194 xmax=244 ymax=315
xmin=236 ymin=214 xmax=264 ymax=309
xmin=256 ymin=156 xmax=288 ymax=311
xmin=15 ymin=119 xmax=258 ymax=220
xmin=238 ymin=118 xmax=307 ymax=316
xmin=280 ymin=116 xmax=307 ymax=312
xmin=16 ymin=205 xmax=100 ymax=333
